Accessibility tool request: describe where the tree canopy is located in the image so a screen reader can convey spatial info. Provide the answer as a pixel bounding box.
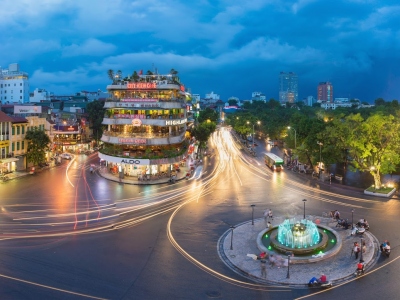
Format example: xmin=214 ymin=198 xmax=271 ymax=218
xmin=86 ymin=100 xmax=106 ymax=143
xmin=25 ymin=128 xmax=51 ymax=166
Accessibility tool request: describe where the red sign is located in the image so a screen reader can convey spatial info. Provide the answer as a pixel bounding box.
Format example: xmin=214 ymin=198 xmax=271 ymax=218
xmin=121 ymin=98 xmax=158 ymax=102
xmin=180 ymin=85 xmax=185 ymax=92
xmin=127 ymin=83 xmax=157 ymax=89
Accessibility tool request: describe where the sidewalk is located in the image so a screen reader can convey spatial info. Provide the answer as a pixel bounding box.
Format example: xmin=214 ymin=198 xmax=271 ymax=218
xmin=97 ymin=159 xmax=201 ymax=185
xmin=218 ymin=215 xmax=379 ymax=286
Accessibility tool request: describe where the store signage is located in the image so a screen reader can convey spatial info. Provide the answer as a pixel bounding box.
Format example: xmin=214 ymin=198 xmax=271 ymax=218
xmin=121 ymin=159 xmax=141 ymax=164
xmin=14 ymin=105 xmax=42 ymax=114
xmin=180 ymin=85 xmax=185 ymax=92
xmin=165 ymin=118 xmax=187 ymax=126
xmin=118 ymin=138 xmax=147 ymax=144
xmin=121 ymin=98 xmax=158 ymax=102
xmin=126 ymin=83 xmax=157 ymax=89
xmin=115 ymin=114 xmax=146 ymax=119
xmin=0 ymin=141 xmax=10 ymax=147
xmin=132 ymin=119 xmax=142 ymax=126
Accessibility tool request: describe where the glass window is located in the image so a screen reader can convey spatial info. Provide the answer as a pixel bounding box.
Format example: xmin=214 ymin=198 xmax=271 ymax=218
xmin=22 ymin=126 xmax=25 ymax=134
xmin=17 ymin=142 xmax=20 ymax=151
xmin=12 ymin=127 xmax=15 ymax=135
xmin=17 ymin=126 xmax=20 ymax=135
xmin=22 ymin=141 xmax=25 ymax=150
xmin=12 ymin=143 xmax=15 ymax=151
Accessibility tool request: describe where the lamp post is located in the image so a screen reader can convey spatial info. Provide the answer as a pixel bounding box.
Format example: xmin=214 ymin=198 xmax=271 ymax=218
xmin=286 ymin=252 xmax=292 ymax=278
xmin=251 ymin=204 xmax=256 ymax=225
xmin=287 ymin=126 xmax=297 ymax=149
xmin=351 ymin=209 xmax=354 ymax=229
xmin=317 ymin=141 xmax=323 ymax=176
xmin=360 ymin=237 xmax=364 ymax=262
xmin=230 ymin=226 xmax=235 ymax=250
xmin=302 ymin=199 xmax=307 ymax=219
xmin=247 ymin=121 xmax=260 ymax=149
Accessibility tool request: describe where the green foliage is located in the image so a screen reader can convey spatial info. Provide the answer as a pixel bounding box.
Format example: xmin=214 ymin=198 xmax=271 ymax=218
xmin=197 ymin=108 xmax=218 ymax=123
xmin=191 ymin=122 xmax=216 ymax=151
xmin=25 ymin=128 xmax=51 ymax=166
xmin=228 ymin=99 xmax=238 ymax=106
xmin=87 ymin=100 xmax=106 ymax=142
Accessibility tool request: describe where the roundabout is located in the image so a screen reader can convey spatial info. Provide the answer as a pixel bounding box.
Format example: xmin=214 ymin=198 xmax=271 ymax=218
xmin=218 ymin=215 xmax=380 ymax=286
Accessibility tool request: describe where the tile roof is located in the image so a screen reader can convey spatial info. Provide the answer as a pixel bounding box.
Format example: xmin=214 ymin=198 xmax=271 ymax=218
xmin=0 ymin=111 xmax=14 ymax=122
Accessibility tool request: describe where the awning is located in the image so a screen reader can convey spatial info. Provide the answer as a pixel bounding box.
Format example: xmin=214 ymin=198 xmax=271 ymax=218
xmin=0 ymin=157 xmax=19 ymax=164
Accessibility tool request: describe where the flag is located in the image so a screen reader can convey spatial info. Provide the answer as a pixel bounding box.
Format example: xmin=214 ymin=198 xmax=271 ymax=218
xmin=138 ymin=70 xmax=143 ymax=75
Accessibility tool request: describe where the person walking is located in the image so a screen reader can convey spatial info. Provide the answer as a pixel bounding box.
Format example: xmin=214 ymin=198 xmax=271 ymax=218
xmin=268 ymin=209 xmax=274 ymax=221
xmin=353 ymin=242 xmax=360 ymax=260
xmin=263 ymin=209 xmax=269 ymax=226
xmin=260 ymin=259 xmax=267 ymax=278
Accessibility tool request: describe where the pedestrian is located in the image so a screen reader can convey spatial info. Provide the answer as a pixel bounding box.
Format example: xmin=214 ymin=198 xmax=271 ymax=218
xmin=266 ymin=221 xmax=272 ymax=228
xmin=263 ymin=209 xmax=269 ymax=226
xmin=353 ymin=242 xmax=360 ymax=260
xmin=268 ymin=209 xmax=274 ymax=221
xmin=334 ymin=210 xmax=340 ymax=221
xmin=362 ymin=241 xmax=366 ymax=254
xmin=260 ymin=259 xmax=267 ymax=278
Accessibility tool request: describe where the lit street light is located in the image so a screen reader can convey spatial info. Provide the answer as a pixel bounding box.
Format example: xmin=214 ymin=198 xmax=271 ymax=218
xmin=317 ymin=141 xmax=323 ymax=176
xmin=287 ymin=126 xmax=297 ymax=149
xmin=302 ymin=199 xmax=307 ymax=219
xmin=247 ymin=121 xmax=261 ymax=149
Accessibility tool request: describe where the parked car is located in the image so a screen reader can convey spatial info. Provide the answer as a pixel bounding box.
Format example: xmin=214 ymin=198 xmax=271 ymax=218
xmin=60 ymin=153 xmax=72 ymax=160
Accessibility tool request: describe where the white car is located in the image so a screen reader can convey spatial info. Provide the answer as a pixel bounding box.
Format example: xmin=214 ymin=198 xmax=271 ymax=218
xmin=60 ymin=153 xmax=72 ymax=160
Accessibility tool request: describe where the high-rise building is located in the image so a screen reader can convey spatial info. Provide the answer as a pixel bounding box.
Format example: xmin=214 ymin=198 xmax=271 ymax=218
xmin=317 ymin=82 xmax=333 ymax=102
xmin=279 ymin=72 xmax=298 ymax=104
xmin=0 ymin=63 xmax=30 ymax=104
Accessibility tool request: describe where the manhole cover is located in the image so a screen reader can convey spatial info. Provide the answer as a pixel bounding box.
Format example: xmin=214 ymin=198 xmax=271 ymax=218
xmin=206 ymin=291 xmax=221 ymax=298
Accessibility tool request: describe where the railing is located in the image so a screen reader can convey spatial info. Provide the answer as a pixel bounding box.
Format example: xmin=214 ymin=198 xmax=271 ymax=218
xmin=102 ymin=130 xmax=185 ymax=139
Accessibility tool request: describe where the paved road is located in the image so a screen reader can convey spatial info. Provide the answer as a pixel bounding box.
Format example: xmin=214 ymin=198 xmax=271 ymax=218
xmin=0 ymin=128 xmax=399 ymax=299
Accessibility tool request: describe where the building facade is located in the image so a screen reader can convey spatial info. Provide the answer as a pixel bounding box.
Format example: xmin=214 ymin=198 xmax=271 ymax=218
xmin=99 ymin=73 xmax=189 ymax=179
xmin=317 ymin=82 xmax=334 ymax=102
xmin=0 ymin=63 xmax=30 ymax=104
xmin=279 ymin=72 xmax=298 ymax=104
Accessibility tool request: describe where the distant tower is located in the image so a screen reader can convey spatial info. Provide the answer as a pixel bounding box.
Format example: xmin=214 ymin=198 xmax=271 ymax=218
xmin=279 ymin=72 xmax=298 ymax=104
xmin=317 ymin=82 xmax=334 ymax=102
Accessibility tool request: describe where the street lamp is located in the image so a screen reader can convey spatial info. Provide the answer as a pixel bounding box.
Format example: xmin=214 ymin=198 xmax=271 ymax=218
xmin=250 ymin=204 xmax=256 ymax=225
xmin=302 ymin=199 xmax=307 ymax=219
xmin=317 ymin=141 xmax=323 ymax=176
xmin=230 ymin=226 xmax=235 ymax=250
xmin=360 ymin=237 xmax=364 ymax=262
xmin=286 ymin=252 xmax=292 ymax=278
xmin=351 ymin=209 xmax=354 ymax=229
xmin=247 ymin=121 xmax=260 ymax=149
xmin=287 ymin=126 xmax=297 ymax=149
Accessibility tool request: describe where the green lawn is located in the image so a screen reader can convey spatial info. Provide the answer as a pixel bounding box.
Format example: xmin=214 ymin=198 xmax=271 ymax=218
xmin=365 ymin=186 xmax=395 ymax=194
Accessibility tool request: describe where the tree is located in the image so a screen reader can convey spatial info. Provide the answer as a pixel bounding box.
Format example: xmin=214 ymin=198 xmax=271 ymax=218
xmin=131 ymin=71 xmax=139 ymax=82
xmin=116 ymin=70 xmax=122 ymax=82
xmin=197 ymin=108 xmax=218 ymax=123
xmin=228 ymin=99 xmax=238 ymax=106
xmin=25 ymin=128 xmax=51 ymax=166
xmin=374 ymin=98 xmax=386 ymax=106
xmin=170 ymin=68 xmax=178 ymax=75
xmin=86 ymin=100 xmax=106 ymax=144
xmin=345 ymin=113 xmax=400 ymax=189
xmin=191 ymin=122 xmax=216 ymax=153
xmin=107 ymin=69 xmax=115 ymax=83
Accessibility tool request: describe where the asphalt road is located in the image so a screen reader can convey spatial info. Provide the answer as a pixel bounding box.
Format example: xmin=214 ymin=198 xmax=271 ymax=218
xmin=0 ymin=128 xmax=399 ymax=300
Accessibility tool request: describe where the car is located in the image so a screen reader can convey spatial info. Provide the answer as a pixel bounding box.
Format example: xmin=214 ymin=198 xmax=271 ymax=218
xmin=60 ymin=153 xmax=72 ymax=160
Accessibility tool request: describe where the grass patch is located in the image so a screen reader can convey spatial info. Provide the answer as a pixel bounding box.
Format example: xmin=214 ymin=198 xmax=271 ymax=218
xmin=365 ymin=186 xmax=395 ymax=194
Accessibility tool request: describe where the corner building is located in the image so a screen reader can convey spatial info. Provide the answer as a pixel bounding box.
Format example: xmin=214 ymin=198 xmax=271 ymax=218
xmin=99 ymin=74 xmax=188 ymax=179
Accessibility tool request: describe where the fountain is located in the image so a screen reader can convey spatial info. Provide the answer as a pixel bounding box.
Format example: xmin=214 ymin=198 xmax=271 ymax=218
xmin=277 ymin=219 xmax=320 ymax=249
xmin=266 ymin=218 xmax=333 ymax=256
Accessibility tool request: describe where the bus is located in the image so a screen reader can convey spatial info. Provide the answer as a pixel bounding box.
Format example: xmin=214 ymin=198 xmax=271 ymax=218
xmin=264 ymin=153 xmax=284 ymax=171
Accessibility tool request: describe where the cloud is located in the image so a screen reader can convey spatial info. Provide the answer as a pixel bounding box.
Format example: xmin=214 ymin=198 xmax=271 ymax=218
xmin=62 ymin=39 xmax=116 ymax=57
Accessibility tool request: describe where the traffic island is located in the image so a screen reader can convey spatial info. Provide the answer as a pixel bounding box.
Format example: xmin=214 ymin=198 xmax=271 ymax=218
xmin=218 ymin=215 xmax=379 ymax=287
xmin=364 ymin=186 xmax=396 ymax=198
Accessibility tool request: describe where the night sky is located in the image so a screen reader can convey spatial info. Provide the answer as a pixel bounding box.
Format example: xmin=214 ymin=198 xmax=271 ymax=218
xmin=1 ymin=0 xmax=399 ymax=103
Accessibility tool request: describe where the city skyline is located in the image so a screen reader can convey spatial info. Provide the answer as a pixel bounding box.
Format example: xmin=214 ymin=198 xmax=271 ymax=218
xmin=1 ymin=0 xmax=399 ymax=103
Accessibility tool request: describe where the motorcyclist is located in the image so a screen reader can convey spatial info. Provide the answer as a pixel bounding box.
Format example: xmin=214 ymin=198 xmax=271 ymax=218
xmin=318 ymin=274 xmax=327 ymax=283
xmin=380 ymin=240 xmax=389 ymax=252
xmin=356 ymin=261 xmax=365 ymax=274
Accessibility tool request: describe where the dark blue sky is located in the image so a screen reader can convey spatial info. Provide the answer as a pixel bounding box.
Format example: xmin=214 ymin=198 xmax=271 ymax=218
xmin=1 ymin=0 xmax=399 ymax=103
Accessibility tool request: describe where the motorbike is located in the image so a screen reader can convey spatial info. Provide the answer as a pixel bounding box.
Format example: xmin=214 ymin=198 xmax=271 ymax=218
xmin=351 ymin=225 xmax=366 ymax=236
xmin=356 ymin=222 xmax=370 ymax=231
xmin=381 ymin=249 xmax=390 ymax=257
xmin=336 ymin=219 xmax=351 ymax=229
xmin=308 ymin=281 xmax=332 ymax=288
xmin=354 ymin=265 xmax=365 ymax=277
